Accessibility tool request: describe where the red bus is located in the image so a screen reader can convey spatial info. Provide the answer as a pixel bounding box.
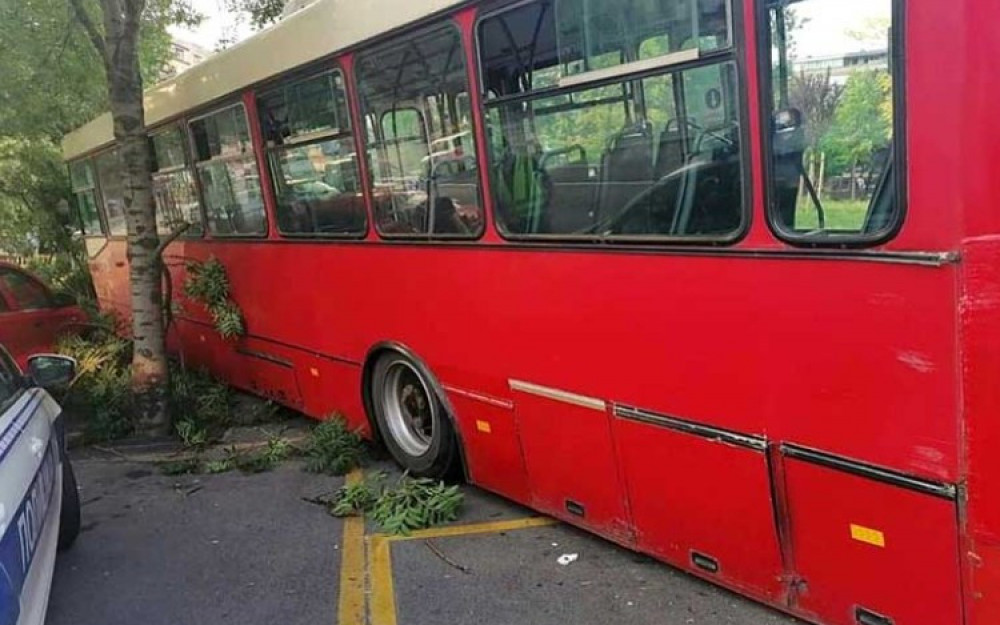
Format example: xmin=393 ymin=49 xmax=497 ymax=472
xmin=62 ymin=0 xmax=1000 ymax=623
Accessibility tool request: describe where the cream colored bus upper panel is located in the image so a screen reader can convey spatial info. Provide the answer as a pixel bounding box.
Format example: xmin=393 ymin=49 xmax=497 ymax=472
xmin=62 ymin=0 xmax=467 ymax=161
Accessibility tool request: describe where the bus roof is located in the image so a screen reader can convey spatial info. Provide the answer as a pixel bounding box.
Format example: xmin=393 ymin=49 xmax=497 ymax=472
xmin=61 ymin=0 xmax=467 ymax=161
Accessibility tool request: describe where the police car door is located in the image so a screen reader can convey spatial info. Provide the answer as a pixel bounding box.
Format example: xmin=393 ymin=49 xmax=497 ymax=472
xmin=0 ymin=348 xmax=62 ymax=625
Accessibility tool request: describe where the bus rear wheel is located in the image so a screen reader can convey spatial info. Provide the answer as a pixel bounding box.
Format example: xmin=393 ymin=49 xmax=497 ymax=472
xmin=371 ymin=353 xmax=457 ymax=479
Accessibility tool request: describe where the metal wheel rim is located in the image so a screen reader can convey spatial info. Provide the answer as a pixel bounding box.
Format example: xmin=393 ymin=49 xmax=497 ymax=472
xmin=381 ymin=360 xmax=436 ymax=457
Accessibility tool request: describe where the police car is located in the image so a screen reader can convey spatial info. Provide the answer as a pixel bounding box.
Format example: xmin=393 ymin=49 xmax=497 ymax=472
xmin=0 ymin=345 xmax=81 ymax=625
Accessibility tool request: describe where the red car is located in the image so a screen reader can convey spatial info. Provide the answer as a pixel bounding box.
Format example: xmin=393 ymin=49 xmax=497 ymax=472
xmin=0 ymin=261 xmax=87 ymax=368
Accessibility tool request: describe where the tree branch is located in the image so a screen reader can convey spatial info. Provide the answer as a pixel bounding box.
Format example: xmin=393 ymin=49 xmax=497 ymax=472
xmin=47 ymin=11 xmax=77 ymax=66
xmin=161 ymin=261 xmax=174 ymax=333
xmin=67 ymin=0 xmax=107 ymax=60
xmin=0 ymin=180 xmax=37 ymax=212
xmin=153 ymin=222 xmax=191 ymax=259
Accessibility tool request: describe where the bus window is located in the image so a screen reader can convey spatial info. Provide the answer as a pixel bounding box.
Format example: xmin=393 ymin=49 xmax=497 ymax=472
xmin=380 ymin=108 xmax=429 ymax=182
xmin=557 ymin=0 xmax=730 ymax=79
xmin=763 ymin=0 xmax=901 ymax=242
xmin=257 ymin=70 xmax=366 ymax=237
xmin=69 ymin=160 xmax=103 ymax=237
xmin=151 ymin=126 xmax=203 ymax=237
xmin=189 ymin=104 xmax=267 ymax=236
xmin=357 ymin=25 xmax=483 ymax=238
xmin=94 ymin=150 xmax=128 ymax=236
xmin=478 ymin=0 xmax=744 ymax=240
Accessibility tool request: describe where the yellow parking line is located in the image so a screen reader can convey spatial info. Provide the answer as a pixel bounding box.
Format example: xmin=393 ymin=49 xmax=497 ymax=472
xmin=336 ymin=469 xmax=365 ymax=625
xmin=370 ymin=535 xmax=397 ymax=625
xmin=381 ymin=516 xmax=557 ymax=542
xmin=368 ymin=516 xmax=557 ymax=625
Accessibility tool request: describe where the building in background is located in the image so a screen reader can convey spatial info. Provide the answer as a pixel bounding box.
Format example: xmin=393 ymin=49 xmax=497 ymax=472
xmin=793 ymin=49 xmax=889 ymax=84
xmin=161 ymin=38 xmax=211 ymax=80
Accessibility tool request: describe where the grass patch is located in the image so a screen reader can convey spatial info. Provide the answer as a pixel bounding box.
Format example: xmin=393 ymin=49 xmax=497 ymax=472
xmin=325 ymin=472 xmax=464 ymax=535
xmin=302 ymin=417 xmax=365 ymax=476
xmin=793 ymin=199 xmax=870 ymax=231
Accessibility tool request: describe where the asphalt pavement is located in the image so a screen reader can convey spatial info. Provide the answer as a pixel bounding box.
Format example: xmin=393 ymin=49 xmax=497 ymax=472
xmin=46 ymin=456 xmax=342 ymax=625
xmin=46 ymin=452 xmax=803 ymax=625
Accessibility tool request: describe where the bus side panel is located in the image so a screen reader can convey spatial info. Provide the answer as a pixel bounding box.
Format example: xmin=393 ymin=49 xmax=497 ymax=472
xmin=89 ymin=238 xmax=130 ymax=322
xmin=174 ymin=319 xmax=225 ymax=373
xmin=229 ymin=338 xmax=305 ymax=409
xmin=102 ymin=239 xmax=962 ymax=625
xmin=616 ymin=418 xmax=785 ymax=602
xmin=446 ymin=390 xmax=530 ymax=506
xmin=154 ymin=242 xmax=958 ymax=485
xmin=512 ymin=391 xmax=632 ymax=543
xmin=784 ymin=459 xmax=962 ymax=625
xmin=960 ymin=237 xmax=1000 ymax=625
xmin=295 ymin=356 xmax=369 ymax=435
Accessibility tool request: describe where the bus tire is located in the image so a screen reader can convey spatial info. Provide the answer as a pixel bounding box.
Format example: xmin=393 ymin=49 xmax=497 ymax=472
xmin=58 ymin=457 xmax=81 ymax=551
xmin=370 ymin=352 xmax=458 ymax=479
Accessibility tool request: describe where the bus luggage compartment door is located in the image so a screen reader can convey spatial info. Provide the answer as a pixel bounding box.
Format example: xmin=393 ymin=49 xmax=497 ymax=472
xmin=614 ymin=407 xmax=785 ymax=602
xmin=447 ymin=389 xmax=531 ymax=507
xmin=782 ymin=449 xmax=962 ymax=625
xmin=510 ymin=381 xmax=631 ymax=542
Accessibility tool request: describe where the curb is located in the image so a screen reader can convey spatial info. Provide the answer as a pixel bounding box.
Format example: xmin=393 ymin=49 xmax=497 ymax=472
xmin=80 ymin=432 xmax=311 ymax=464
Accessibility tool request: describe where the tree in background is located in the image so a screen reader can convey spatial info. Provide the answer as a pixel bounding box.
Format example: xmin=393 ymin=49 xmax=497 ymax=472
xmin=0 ymin=0 xmax=193 ymax=273
xmin=223 ymin=0 xmax=286 ymax=30
xmin=66 ymin=0 xmax=198 ymax=434
xmin=820 ymin=70 xmax=892 ymax=196
xmin=0 ymin=0 xmax=181 ymax=139
xmin=789 ymin=70 xmax=843 ymax=155
xmin=0 ymin=139 xmax=93 ymax=301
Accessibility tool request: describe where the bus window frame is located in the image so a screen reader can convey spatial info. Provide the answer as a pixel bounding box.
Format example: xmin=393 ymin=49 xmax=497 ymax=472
xmin=473 ymin=0 xmax=752 ymax=247
xmin=376 ymin=106 xmax=431 ymax=188
xmin=93 ymin=147 xmax=130 ymax=239
xmin=257 ymin=67 xmax=370 ymax=240
xmin=380 ymin=107 xmax=427 ymax=145
xmin=757 ymin=0 xmax=908 ymax=248
xmin=356 ymin=20 xmax=488 ymax=242
xmin=68 ymin=157 xmax=108 ymax=239
xmin=150 ymin=123 xmax=207 ymax=239
xmin=187 ymin=101 xmax=270 ymax=239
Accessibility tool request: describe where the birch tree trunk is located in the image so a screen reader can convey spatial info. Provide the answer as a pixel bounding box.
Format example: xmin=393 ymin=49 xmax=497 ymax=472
xmin=70 ymin=0 xmax=171 ymax=434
